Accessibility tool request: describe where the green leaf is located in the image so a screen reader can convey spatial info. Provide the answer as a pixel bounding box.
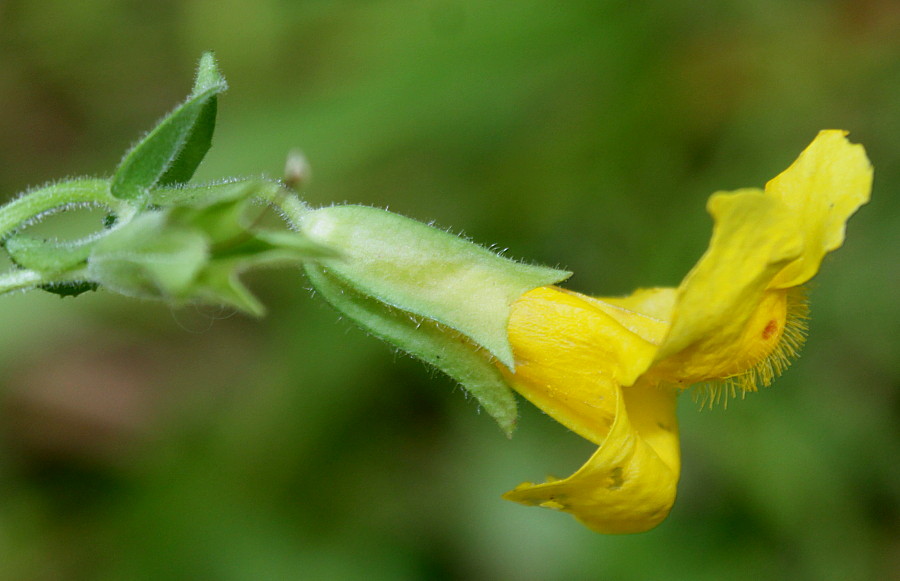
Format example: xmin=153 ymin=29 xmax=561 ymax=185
xmin=158 ymin=53 xmax=224 ymax=186
xmin=305 ymin=263 xmax=519 ymax=436
xmin=191 ymin=51 xmax=225 ymax=94
xmin=88 ymin=212 xmax=209 ymax=299
xmin=151 ymin=180 xmax=339 ymax=256
xmin=5 ymin=235 xmax=95 ymax=273
xmin=299 ymin=205 xmax=571 ymax=369
xmin=158 ymin=180 xmax=275 ymax=246
xmin=189 ymin=256 xmax=267 ymax=316
xmin=148 ymin=179 xmax=266 ymax=208
xmin=193 ymin=233 xmax=337 ymax=316
xmin=156 ymin=97 xmax=218 ymax=187
xmin=39 ymin=281 xmax=99 ymax=298
xmin=110 ymin=53 xmax=227 ymax=200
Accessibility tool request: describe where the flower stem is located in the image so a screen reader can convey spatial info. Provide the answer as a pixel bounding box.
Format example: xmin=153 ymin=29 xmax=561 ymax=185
xmin=0 ymin=179 xmax=133 ymax=240
xmin=0 ymin=268 xmax=43 ymax=294
xmin=273 ymin=192 xmax=311 ymax=228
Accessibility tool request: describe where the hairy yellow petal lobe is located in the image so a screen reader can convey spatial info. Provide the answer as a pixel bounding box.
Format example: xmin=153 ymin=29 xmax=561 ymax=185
xmin=692 ymin=287 xmax=809 ymax=405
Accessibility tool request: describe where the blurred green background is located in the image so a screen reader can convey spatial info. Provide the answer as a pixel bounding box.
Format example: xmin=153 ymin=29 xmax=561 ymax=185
xmin=1 ymin=1 xmax=898 ymax=579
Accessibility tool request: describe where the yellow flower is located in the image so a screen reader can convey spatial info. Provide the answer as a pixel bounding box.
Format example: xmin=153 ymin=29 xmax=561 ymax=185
xmin=500 ymin=130 xmax=873 ymax=533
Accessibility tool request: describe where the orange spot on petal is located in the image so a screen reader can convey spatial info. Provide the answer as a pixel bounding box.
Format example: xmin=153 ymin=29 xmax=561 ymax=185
xmin=762 ymin=320 xmax=778 ymax=341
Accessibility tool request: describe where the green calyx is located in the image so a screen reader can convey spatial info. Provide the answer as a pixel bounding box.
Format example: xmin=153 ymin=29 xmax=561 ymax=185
xmin=88 ymin=180 xmax=335 ymax=315
xmin=305 ymin=263 xmax=520 ymax=435
xmin=298 ymin=205 xmax=571 ymax=433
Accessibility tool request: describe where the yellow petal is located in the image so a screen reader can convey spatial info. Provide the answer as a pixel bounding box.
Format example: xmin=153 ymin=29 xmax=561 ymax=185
xmin=765 ymin=130 xmax=873 ymax=289
xmin=503 ymin=286 xmax=660 ymax=443
xmin=650 ymin=131 xmax=871 ymax=388
xmin=652 ymin=190 xmax=802 ymax=383
xmin=502 ymin=287 xmax=679 ymax=533
xmin=503 ymin=378 xmax=680 ymax=534
xmin=599 ymin=287 xmax=677 ymax=332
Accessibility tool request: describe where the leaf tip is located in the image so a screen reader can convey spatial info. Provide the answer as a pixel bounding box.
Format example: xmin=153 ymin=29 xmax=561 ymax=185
xmin=194 ymin=51 xmax=227 ymax=93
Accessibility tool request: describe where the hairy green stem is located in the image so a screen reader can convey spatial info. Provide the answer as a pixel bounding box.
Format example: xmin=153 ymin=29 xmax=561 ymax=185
xmin=0 ymin=268 xmax=44 ymax=294
xmin=272 ymin=191 xmax=311 ymax=229
xmin=0 ymin=265 xmax=96 ymax=294
xmin=0 ymin=179 xmax=134 ymax=240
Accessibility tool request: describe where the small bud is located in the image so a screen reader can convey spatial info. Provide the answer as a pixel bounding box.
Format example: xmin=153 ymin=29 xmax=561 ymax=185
xmin=283 ymin=150 xmax=311 ymax=192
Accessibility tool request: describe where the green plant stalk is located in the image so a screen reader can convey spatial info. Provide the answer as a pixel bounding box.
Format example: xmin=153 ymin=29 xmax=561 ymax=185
xmin=0 ymin=179 xmax=138 ymax=294
xmin=0 ymin=267 xmax=92 ymax=294
xmin=0 ymin=179 xmax=134 ymax=240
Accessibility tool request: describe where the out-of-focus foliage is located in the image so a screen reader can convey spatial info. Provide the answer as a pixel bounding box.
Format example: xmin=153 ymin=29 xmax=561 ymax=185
xmin=0 ymin=1 xmax=897 ymax=579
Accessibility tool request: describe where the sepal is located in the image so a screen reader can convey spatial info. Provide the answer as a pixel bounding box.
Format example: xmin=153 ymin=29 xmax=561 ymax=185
xmin=87 ymin=211 xmax=208 ymax=299
xmin=298 ymin=205 xmax=570 ymax=434
xmin=88 ymin=181 xmax=334 ymax=314
xmin=299 ymin=205 xmax=571 ymax=369
xmin=305 ymin=262 xmax=519 ymax=435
